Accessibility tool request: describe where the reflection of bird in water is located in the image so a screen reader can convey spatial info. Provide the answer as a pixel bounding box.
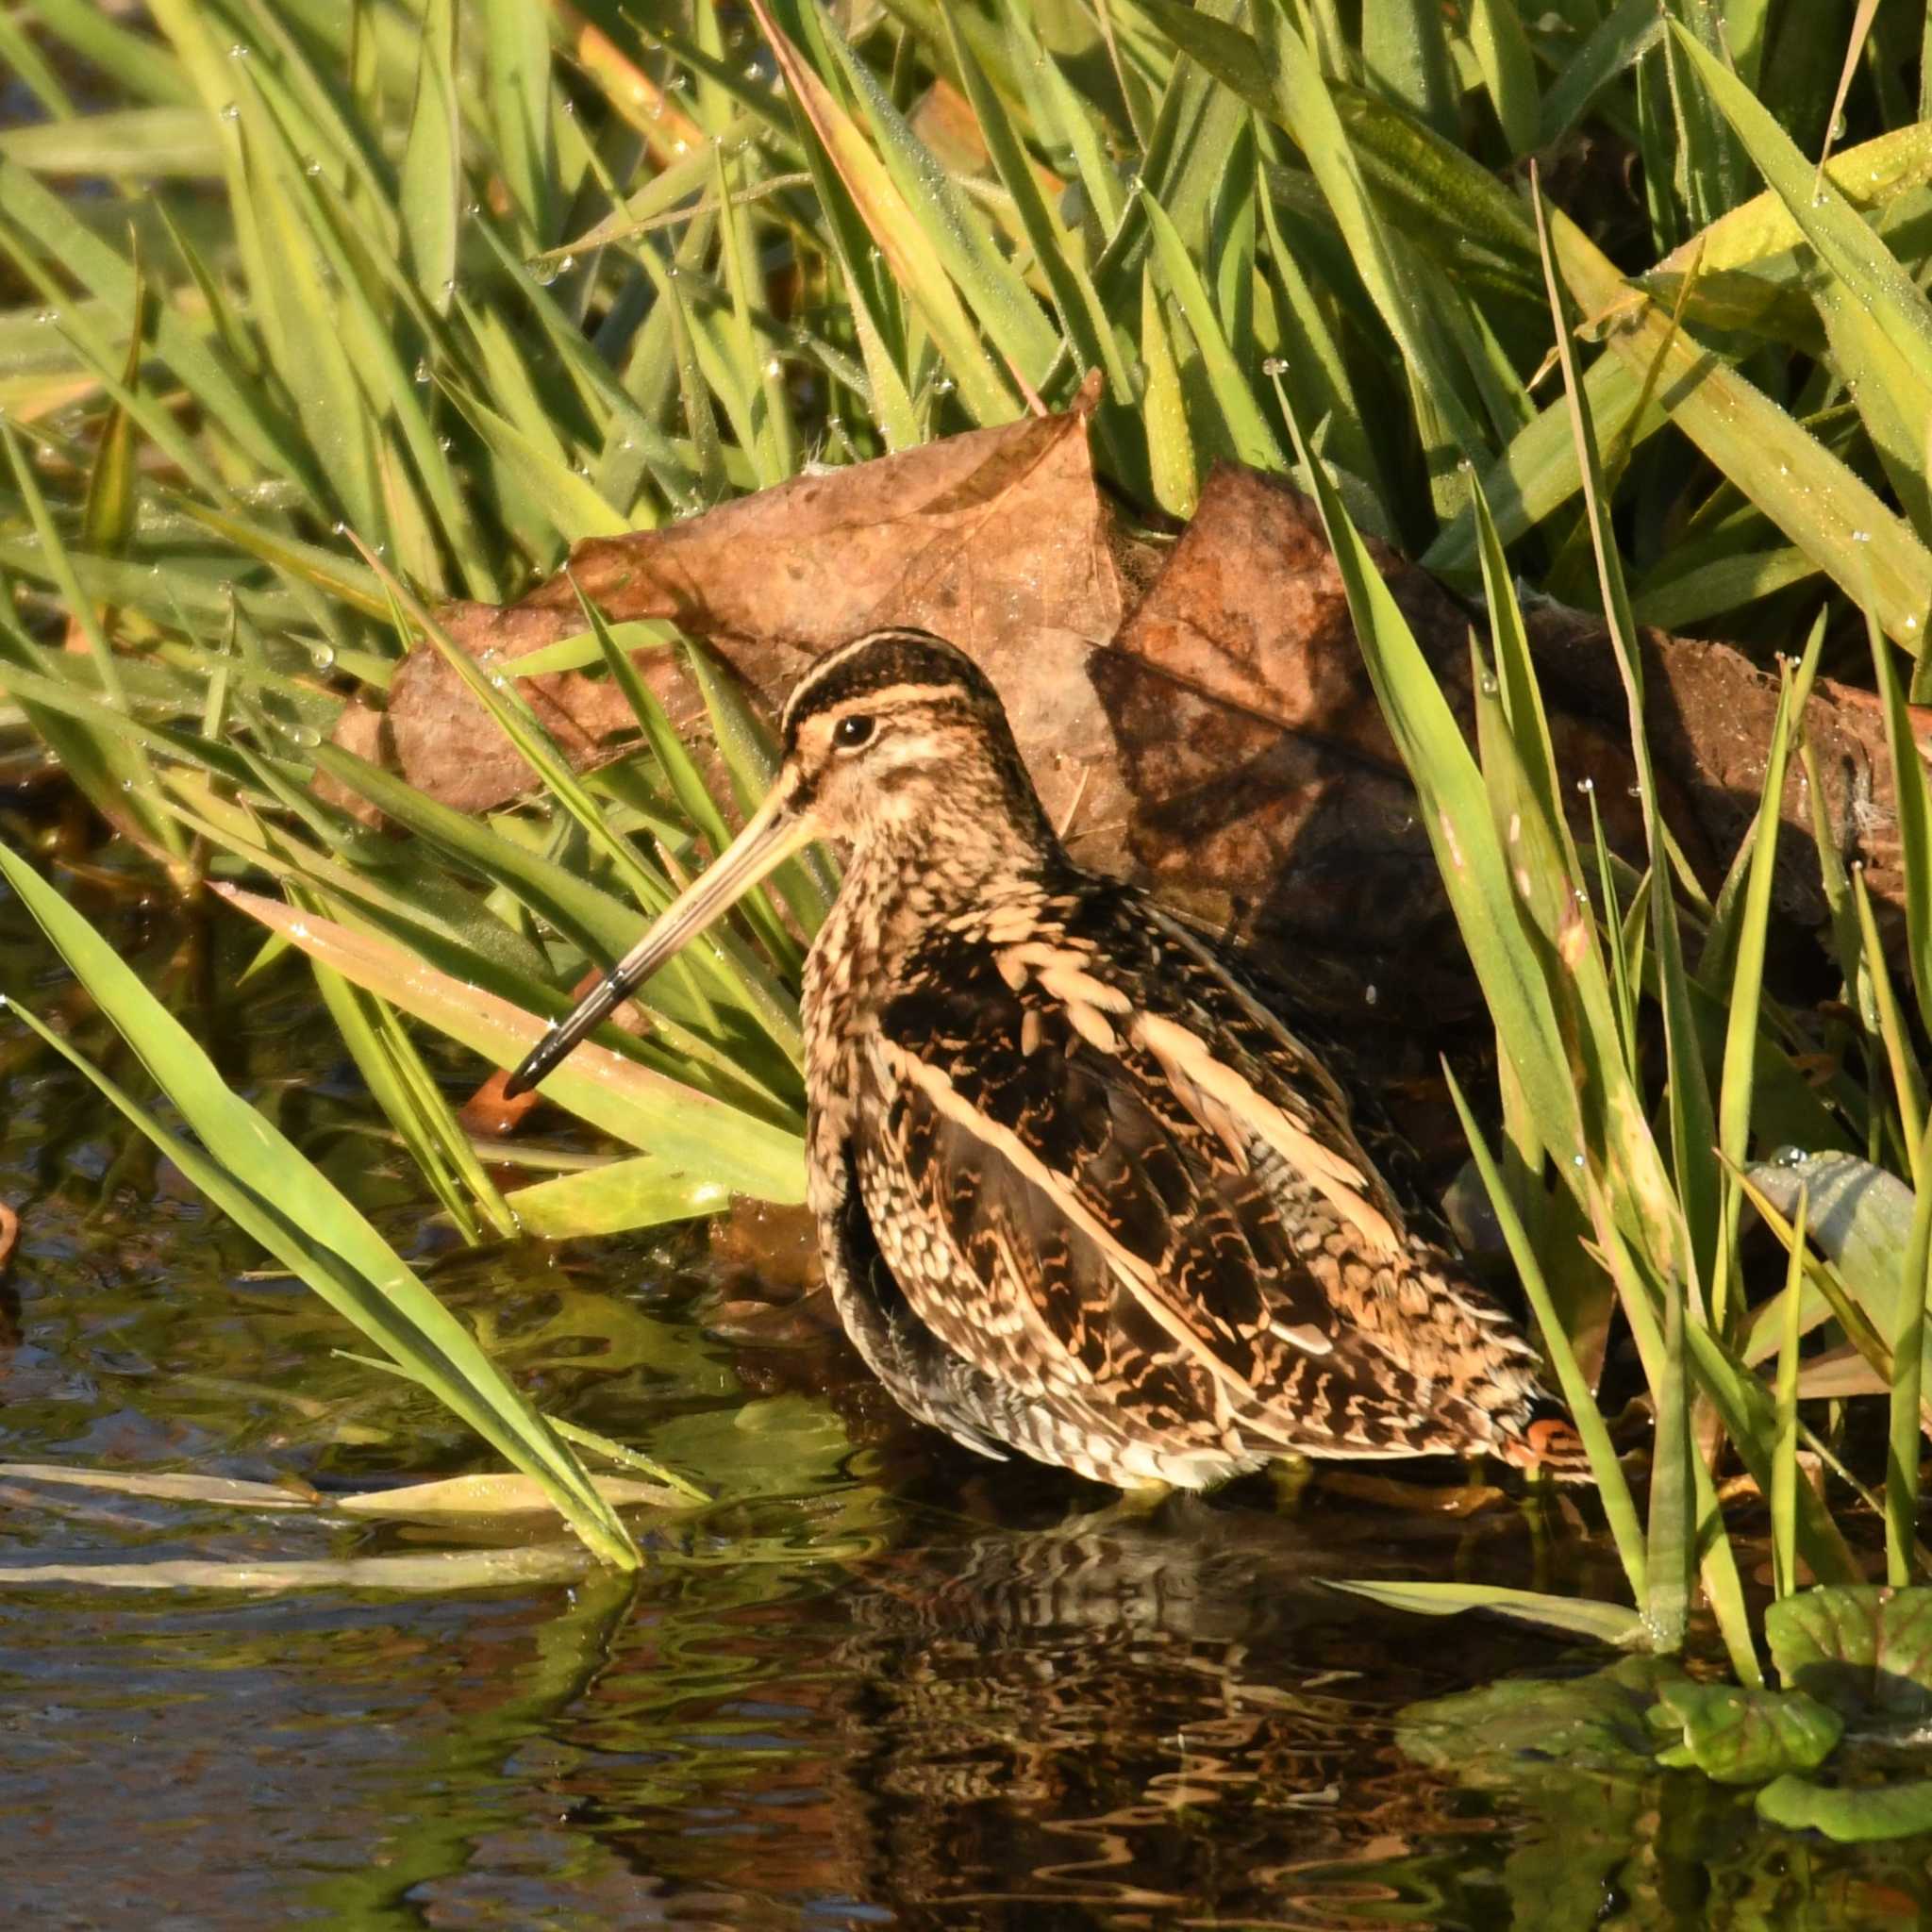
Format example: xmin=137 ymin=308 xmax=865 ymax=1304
xmin=820 ymin=1496 xmax=1526 ymax=1923
xmin=538 ymin=1486 xmax=1591 ymax=1927
xmin=510 ymin=630 xmax=1585 ymax=1491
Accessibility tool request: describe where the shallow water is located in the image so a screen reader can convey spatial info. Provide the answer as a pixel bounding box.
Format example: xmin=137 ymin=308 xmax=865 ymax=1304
xmin=4 ymin=871 xmax=1931 ymax=1930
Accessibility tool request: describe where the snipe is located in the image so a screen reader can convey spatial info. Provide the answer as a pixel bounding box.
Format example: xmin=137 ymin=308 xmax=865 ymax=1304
xmin=508 ymin=629 xmax=1582 ymax=1489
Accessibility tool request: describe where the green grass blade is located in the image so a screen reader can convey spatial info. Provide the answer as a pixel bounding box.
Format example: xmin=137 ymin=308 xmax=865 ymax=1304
xmin=1711 ymin=614 xmax=1825 ymax=1328
xmin=1247 ymin=4 xmax=1491 ymax=466
xmin=1141 ymin=190 xmax=1285 ymax=473
xmin=0 ymin=841 xmax=636 ymax=1569
xmin=1544 ymin=202 xmax=1932 ymax=650
xmin=1868 ymin=601 xmax=1932 ymax=1021
xmin=821 ymin=8 xmax=1060 ymax=397
xmin=1141 ymin=263 xmax=1197 ymax=517
xmin=1322 ymin=1579 xmax=1646 ymax=1645
xmin=1772 ymin=1185 xmax=1808 ymax=1600
xmin=506 ymin=1156 xmax=731 ymax=1239
xmin=1669 ymin=21 xmax=1932 ymax=434
xmin=1446 ymin=1066 xmax=1647 ymax=1600
xmin=1532 ymin=174 xmax=1716 ymax=1305
xmin=1892 ymin=1121 xmax=1932 ymax=1586
xmin=1852 ymin=871 xmax=1927 ymax=1179
xmin=399 ymin=0 xmax=460 ymax=313
xmin=0 ymin=424 xmax=184 ymax=869
xmin=749 ymin=0 xmax=1018 ymax=425
xmin=219 ymin=885 xmax=807 ymax=1203
xmin=1277 ymin=388 xmax=1580 ymax=1171
xmin=943 ymin=11 xmax=1136 ymax=402
xmin=1467 ymin=0 xmax=1540 ymax=157
xmin=1360 ymin=0 xmax=1456 ymax=138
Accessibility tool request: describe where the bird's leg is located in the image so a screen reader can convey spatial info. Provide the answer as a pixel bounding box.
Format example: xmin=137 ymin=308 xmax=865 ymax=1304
xmin=1269 ymin=1455 xmax=1314 ymax=1516
xmin=1053 ymin=1480 xmax=1178 ymax=1539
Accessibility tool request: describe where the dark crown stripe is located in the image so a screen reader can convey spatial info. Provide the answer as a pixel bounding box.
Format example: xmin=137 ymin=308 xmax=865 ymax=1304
xmin=781 ymin=628 xmax=999 ymax=740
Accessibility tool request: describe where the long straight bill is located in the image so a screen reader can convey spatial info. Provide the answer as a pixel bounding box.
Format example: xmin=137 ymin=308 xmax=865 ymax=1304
xmin=504 ymin=789 xmax=817 ymax=1097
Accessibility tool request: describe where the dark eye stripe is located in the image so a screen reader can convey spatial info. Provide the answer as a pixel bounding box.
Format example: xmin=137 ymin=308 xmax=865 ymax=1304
xmin=781 ymin=629 xmax=996 ymax=741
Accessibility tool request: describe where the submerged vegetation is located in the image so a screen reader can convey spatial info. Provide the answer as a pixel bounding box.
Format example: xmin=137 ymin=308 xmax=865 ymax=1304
xmin=8 ymin=0 xmax=1932 ymax=1828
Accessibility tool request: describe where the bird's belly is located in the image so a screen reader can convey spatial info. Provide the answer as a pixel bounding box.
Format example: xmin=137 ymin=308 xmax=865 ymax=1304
xmin=800 ymin=1100 xmax=1256 ymax=1489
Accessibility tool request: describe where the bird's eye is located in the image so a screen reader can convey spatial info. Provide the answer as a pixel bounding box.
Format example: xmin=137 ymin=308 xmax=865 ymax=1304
xmin=833 ymin=714 xmax=876 ymax=750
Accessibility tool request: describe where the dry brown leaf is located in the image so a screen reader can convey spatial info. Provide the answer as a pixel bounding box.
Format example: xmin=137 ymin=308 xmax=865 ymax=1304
xmin=379 ymin=605 xmax=696 ymax=816
xmin=372 ymin=375 xmax=1141 ymax=841
xmin=1100 ymin=463 xmax=1924 ymax=1022
xmin=1095 ymin=465 xmax=1674 ymax=1024
xmin=357 ymin=399 xmax=1932 ymax=1035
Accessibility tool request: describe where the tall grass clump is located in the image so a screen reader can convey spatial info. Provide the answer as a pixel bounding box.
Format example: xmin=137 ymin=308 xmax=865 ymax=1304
xmin=1 ymin=0 xmax=1931 ymax=1619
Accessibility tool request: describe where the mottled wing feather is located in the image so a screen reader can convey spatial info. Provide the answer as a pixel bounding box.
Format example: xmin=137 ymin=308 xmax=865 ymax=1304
xmin=822 ymin=1141 xmax=1011 ymax=1462
xmin=858 ymin=908 xmax=1478 ymax=1462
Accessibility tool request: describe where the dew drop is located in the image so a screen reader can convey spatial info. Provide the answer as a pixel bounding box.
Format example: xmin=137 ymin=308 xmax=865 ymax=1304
xmin=1574 ymin=776 xmax=1594 ymax=795
xmin=220 ymin=101 xmax=240 ymax=121
xmin=1362 ymin=984 xmax=1378 ymax=1007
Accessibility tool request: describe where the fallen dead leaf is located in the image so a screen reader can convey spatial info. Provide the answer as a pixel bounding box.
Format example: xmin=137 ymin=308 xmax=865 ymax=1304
xmin=371 ymin=373 xmax=1146 ymax=847
xmin=0 ymin=1545 xmax=594 ymax=1593
xmin=358 ymin=395 xmax=1932 ymax=1041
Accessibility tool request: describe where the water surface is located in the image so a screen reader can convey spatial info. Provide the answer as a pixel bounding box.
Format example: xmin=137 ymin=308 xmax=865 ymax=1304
xmin=1 ymin=866 xmax=1927 ymax=1930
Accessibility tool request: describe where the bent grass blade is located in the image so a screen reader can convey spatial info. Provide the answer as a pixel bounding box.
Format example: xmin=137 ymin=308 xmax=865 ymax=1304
xmin=0 ymin=841 xmax=637 ymax=1570
xmin=216 ymin=884 xmax=807 ymax=1204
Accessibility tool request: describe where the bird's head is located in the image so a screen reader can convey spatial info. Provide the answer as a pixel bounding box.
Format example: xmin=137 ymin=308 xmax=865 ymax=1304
xmin=504 ymin=628 xmax=1051 ymax=1096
